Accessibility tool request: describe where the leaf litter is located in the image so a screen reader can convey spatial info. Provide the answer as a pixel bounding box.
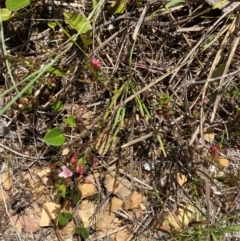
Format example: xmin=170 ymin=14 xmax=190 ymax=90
xmin=1 ymin=0 xmax=240 ymax=240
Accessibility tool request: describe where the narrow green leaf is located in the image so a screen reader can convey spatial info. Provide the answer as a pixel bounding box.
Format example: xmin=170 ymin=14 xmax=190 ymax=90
xmin=6 ymin=0 xmax=31 ymax=11
xmin=75 ymin=227 xmax=89 ymax=239
xmin=44 ymin=127 xmax=65 ymax=146
xmin=52 ymin=100 xmax=64 ymax=111
xmin=70 ymin=190 xmax=80 ymax=205
xmin=166 ymin=0 xmax=183 ymax=8
xmin=56 ymin=184 xmax=67 ymax=198
xmin=63 ymin=12 xmax=92 ymax=34
xmin=211 ymin=63 xmax=227 ymax=79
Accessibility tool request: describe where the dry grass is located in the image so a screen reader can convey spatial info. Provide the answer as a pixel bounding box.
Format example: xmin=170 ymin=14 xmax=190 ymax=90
xmin=1 ymin=0 xmax=240 ymax=240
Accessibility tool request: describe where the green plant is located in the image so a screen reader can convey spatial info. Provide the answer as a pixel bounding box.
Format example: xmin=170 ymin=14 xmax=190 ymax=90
xmin=155 ymin=92 xmax=175 ymax=119
xmin=58 ymin=211 xmax=89 ymax=239
xmin=44 ymin=127 xmax=65 ymax=146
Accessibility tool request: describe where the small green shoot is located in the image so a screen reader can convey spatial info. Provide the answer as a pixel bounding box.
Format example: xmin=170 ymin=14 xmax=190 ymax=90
xmin=58 ymin=212 xmax=73 ymax=226
xmin=75 ymin=227 xmax=89 ymax=239
xmin=44 ymin=127 xmax=65 ymax=146
xmin=48 ymin=22 xmax=57 ymax=29
xmin=70 ymin=190 xmax=80 ymax=205
xmin=52 ymin=100 xmax=64 ymax=112
xmin=48 ymin=67 xmax=63 ymax=77
xmin=63 ymin=115 xmax=75 ymax=127
xmin=56 ymin=184 xmax=67 ymax=198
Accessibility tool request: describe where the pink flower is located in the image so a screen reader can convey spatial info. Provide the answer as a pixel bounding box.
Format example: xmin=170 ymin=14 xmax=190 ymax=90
xmin=70 ymin=153 xmax=77 ymax=166
xmin=76 ymin=166 xmax=84 ymax=175
xmin=58 ymin=165 xmax=73 ymax=178
xmin=92 ymin=57 xmax=101 ymax=68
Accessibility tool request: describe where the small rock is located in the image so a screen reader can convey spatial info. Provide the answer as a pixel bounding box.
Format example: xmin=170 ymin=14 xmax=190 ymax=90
xmin=1 ymin=172 xmax=12 ymax=190
xmin=78 ymin=200 xmax=96 ymax=227
xmin=78 ymin=183 xmax=97 ymax=198
xmin=139 ymin=203 xmax=146 ymax=211
xmin=40 ymin=202 xmax=61 ymax=227
xmin=105 ymin=197 xmax=123 ymax=212
xmin=124 ymin=191 xmax=142 ymax=210
xmin=104 ymin=174 xmax=131 ymax=200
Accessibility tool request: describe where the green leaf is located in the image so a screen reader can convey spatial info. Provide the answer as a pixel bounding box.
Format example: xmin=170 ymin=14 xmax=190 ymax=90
xmin=211 ymin=63 xmax=227 ymax=79
xmin=6 ymin=0 xmax=31 ymax=11
xmin=59 ymin=212 xmax=72 ymax=226
xmin=56 ymin=184 xmax=67 ymax=198
xmin=0 ymin=9 xmax=12 ymax=21
xmin=48 ymin=67 xmax=63 ymax=77
xmin=166 ymin=0 xmax=183 ymax=8
xmin=79 ymin=156 xmax=87 ymax=166
xmin=63 ymin=115 xmax=75 ymax=127
xmin=62 ymin=212 xmax=73 ymax=220
xmin=70 ymin=190 xmax=80 ymax=205
xmin=52 ymin=100 xmax=64 ymax=111
xmin=63 ymin=12 xmax=92 ymax=34
xmin=107 ymin=0 xmax=129 ymax=14
xmin=92 ymin=0 xmax=97 ymax=9
xmin=48 ymin=21 xmax=57 ymax=29
xmin=75 ymin=227 xmax=89 ymax=239
xmin=228 ymin=84 xmax=240 ymax=96
xmin=44 ymin=127 xmax=65 ymax=146
xmin=80 ymin=35 xmax=92 ymax=48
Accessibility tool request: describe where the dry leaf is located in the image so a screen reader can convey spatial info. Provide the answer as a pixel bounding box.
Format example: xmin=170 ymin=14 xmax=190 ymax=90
xmin=204 ymin=129 xmax=215 ymax=142
xmin=104 ymin=174 xmax=131 ymax=200
xmin=124 ymin=191 xmax=142 ymax=210
xmin=40 ymin=202 xmax=61 ymax=227
xmin=111 ymin=227 xmax=133 ymax=241
xmin=216 ymin=156 xmax=229 ymax=168
xmin=36 ymin=170 xmax=53 ymax=186
xmin=62 ymin=199 xmax=72 ymax=212
xmin=1 ymin=172 xmax=13 ymax=190
xmin=0 ymin=190 xmax=9 ymax=202
xmin=59 ymin=220 xmax=75 ymax=236
xmin=105 ymin=197 xmax=123 ymax=212
xmin=78 ymin=183 xmax=97 ymax=198
xmin=153 ymin=204 xmax=196 ymax=233
xmin=94 ymin=210 xmax=121 ymax=231
xmin=134 ymin=210 xmax=143 ymax=219
xmin=10 ymin=214 xmax=22 ymax=232
xmin=19 ymin=215 xmax=39 ymax=233
xmin=93 ymin=132 xmax=119 ymax=156
xmin=78 ymin=200 xmax=96 ymax=227
xmin=139 ymin=203 xmax=146 ymax=211
xmin=177 ymin=173 xmax=187 ymax=186
xmin=62 ymin=147 xmax=70 ymax=156
xmin=85 ymin=174 xmax=96 ymax=184
xmin=121 ymin=118 xmax=132 ymax=129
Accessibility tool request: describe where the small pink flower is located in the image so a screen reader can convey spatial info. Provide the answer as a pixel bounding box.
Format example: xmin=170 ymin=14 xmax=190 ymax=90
xmin=70 ymin=153 xmax=77 ymax=166
xmin=91 ymin=57 xmax=101 ymax=68
xmin=76 ymin=166 xmax=84 ymax=175
xmin=58 ymin=165 xmax=73 ymax=178
xmin=203 ymin=98 xmax=209 ymax=105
